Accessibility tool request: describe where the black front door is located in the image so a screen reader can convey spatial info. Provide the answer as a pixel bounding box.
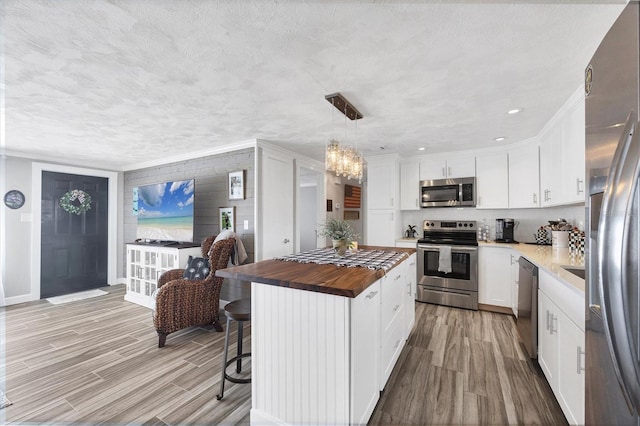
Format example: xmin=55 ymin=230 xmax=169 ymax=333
xmin=41 ymin=171 xmax=108 ymax=298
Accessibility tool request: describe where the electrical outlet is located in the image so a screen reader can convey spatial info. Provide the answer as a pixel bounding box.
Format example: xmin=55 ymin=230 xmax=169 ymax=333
xmin=244 ymin=220 xmax=249 ymax=230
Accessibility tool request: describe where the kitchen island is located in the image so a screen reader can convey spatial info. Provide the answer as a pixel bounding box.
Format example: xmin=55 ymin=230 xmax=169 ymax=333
xmin=216 ymin=246 xmax=416 ymax=425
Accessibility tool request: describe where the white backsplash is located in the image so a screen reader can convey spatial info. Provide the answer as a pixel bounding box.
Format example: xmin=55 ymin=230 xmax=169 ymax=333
xmin=401 ymin=204 xmax=585 ymax=243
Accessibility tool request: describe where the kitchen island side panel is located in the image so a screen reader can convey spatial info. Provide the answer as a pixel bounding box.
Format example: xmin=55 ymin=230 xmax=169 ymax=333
xmin=251 ymin=282 xmax=351 ymax=425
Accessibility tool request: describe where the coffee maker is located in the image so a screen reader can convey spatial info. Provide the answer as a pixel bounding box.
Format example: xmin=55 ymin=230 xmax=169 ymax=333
xmin=496 ymin=218 xmax=517 ymax=243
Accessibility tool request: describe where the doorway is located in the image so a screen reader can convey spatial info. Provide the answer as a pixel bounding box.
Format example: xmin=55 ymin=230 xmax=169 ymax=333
xmin=298 ymin=166 xmax=324 ymax=252
xmin=40 ymin=171 xmax=109 ymax=298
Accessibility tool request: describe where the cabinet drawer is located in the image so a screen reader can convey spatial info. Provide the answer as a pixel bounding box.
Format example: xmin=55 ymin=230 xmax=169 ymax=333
xmin=380 ymin=312 xmax=405 ymax=389
xmin=538 ymin=268 xmax=585 ymax=330
xmin=381 ymin=272 xmax=405 ymax=332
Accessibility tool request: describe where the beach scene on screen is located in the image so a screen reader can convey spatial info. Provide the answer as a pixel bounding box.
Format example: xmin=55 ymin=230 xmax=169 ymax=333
xmin=136 ymin=179 xmax=194 ymax=242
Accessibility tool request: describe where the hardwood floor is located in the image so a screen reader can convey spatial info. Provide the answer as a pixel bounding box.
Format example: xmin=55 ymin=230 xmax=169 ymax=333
xmin=0 ymin=285 xmax=566 ymax=425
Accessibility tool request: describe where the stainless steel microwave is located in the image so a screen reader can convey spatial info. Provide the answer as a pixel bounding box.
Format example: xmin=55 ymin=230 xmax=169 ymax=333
xmin=420 ymin=177 xmax=476 ymax=208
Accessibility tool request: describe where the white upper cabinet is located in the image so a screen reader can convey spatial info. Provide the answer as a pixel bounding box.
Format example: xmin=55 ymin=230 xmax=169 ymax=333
xmin=539 ymin=121 xmax=563 ymax=207
xmin=561 ymin=93 xmax=586 ymax=204
xmin=367 ymin=156 xmax=399 ymax=210
xmin=476 ymin=152 xmax=509 ymax=209
xmin=399 ymin=161 xmax=420 ymax=211
xmin=538 ymin=87 xmax=586 ymax=207
xmin=419 ymin=156 xmax=475 ymax=181
xmin=508 ymin=142 xmax=540 ymax=208
xmin=366 ymin=155 xmax=401 ymax=246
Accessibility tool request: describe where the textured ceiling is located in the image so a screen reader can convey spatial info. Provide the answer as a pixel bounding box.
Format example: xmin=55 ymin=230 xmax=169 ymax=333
xmin=0 ymin=0 xmax=627 ymax=170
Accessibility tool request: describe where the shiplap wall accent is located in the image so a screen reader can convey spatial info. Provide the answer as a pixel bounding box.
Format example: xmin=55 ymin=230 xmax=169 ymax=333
xmin=123 ymin=148 xmax=255 ymax=263
xmin=251 ymin=283 xmax=351 ymax=425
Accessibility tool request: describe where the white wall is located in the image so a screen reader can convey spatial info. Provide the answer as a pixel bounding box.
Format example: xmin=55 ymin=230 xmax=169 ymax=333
xmin=401 ymin=204 xmax=585 ymax=242
xmin=2 ymin=157 xmax=33 ymax=299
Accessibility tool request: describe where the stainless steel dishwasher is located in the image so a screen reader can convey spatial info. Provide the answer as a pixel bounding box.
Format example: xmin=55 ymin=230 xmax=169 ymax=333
xmin=517 ymin=257 xmax=538 ymax=359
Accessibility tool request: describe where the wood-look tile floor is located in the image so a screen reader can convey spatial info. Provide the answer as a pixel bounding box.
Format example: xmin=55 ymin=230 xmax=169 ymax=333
xmin=369 ymin=303 xmax=567 ymax=425
xmin=0 ymin=285 xmax=566 ymax=425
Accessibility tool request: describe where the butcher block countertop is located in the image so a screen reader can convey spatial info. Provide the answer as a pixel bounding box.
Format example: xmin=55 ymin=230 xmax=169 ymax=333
xmin=216 ymin=245 xmax=416 ymax=298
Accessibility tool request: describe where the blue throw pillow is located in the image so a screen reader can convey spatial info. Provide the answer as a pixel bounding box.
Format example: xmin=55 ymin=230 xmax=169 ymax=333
xmin=182 ymin=256 xmax=210 ymax=280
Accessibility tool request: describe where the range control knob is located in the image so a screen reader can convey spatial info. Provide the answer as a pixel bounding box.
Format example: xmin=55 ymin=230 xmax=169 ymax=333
xmin=431 ymin=222 xmax=435 ymax=227
xmin=463 ymin=223 xmax=468 ymax=227
xmin=469 ymin=223 xmax=474 ymax=227
xmin=458 ymin=223 xmax=462 ymax=227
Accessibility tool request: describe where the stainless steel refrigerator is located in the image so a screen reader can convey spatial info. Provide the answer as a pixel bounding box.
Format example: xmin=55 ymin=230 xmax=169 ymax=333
xmin=586 ymin=2 xmax=640 ymax=424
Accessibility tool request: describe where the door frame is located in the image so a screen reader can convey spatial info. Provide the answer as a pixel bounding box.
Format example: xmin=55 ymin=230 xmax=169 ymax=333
xmin=31 ymin=163 xmax=118 ymax=300
xmin=294 ymin=158 xmax=325 ymax=252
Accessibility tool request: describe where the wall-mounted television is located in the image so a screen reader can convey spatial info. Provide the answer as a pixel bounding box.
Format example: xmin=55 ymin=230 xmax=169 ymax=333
xmin=135 ymin=179 xmax=195 ymax=243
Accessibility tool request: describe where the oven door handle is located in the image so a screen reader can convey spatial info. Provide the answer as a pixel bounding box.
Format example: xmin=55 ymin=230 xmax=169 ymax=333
xmin=418 ymin=244 xmax=477 ymax=253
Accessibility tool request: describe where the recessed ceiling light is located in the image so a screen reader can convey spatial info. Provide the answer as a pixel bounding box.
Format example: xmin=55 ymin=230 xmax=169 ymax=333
xmin=418 ymin=147 xmax=426 ymax=151
xmin=507 ymin=108 xmax=522 ymax=114
xmin=494 ymin=137 xmax=506 ymax=142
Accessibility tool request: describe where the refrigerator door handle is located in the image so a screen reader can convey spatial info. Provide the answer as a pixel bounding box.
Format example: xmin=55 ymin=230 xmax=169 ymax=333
xmin=598 ymin=113 xmax=640 ymax=413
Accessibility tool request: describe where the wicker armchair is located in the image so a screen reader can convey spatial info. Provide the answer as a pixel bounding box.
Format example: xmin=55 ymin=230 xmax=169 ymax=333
xmin=153 ymin=236 xmax=235 ymax=348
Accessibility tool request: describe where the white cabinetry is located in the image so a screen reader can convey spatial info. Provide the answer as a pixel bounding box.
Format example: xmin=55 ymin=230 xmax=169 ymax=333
xmin=400 ymin=161 xmax=420 ymax=210
xmin=419 ymin=156 xmax=475 ymax=180
xmin=478 ymin=246 xmax=513 ymax=308
xmin=539 ymin=122 xmax=563 ymax=207
xmin=351 ymin=280 xmax=381 ymax=424
xmin=510 ymin=252 xmax=520 ymax=317
xmin=539 ymin=88 xmax=586 ymax=207
xmin=380 ymin=263 xmax=407 ymax=389
xmin=250 ymin=255 xmax=413 ymax=425
xmin=366 ymin=155 xmax=401 ymax=246
xmin=404 ymin=253 xmax=417 ymax=337
xmin=538 ymin=290 xmax=560 ymax=383
xmin=508 ymin=142 xmax=540 ymax=208
xmin=368 ymin=210 xmax=398 ymax=247
xmin=367 ymin=155 xmax=398 ymax=209
xmin=125 ymin=243 xmax=201 ymax=309
xmin=476 ymin=152 xmax=509 ymax=209
xmin=537 ymin=268 xmax=585 ymax=425
xmin=561 ymin=92 xmax=586 ymax=204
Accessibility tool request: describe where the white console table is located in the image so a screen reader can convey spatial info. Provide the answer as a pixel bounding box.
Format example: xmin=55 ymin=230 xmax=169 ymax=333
xmin=125 ymin=243 xmax=201 ymax=309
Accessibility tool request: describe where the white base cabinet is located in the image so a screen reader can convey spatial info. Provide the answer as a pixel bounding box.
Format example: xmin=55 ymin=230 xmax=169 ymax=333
xmin=537 ymin=268 xmax=585 ymax=426
xmin=478 ymin=246 xmax=514 ymax=308
xmin=250 ymin=256 xmax=413 ymax=425
xmin=125 ymin=243 xmax=201 ymax=309
xmin=404 ymin=253 xmax=417 ymax=337
xmin=380 ymin=263 xmax=406 ymax=388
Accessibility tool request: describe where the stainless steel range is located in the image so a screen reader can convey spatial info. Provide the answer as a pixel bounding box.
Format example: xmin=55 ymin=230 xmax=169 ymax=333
xmin=416 ymin=220 xmax=478 ymax=310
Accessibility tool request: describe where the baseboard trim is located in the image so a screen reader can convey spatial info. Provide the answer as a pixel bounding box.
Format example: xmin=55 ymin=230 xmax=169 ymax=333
xmin=478 ymin=303 xmax=513 ymax=316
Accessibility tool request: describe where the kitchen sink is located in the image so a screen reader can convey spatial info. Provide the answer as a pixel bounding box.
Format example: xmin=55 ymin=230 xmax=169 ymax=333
xmin=562 ymin=267 xmax=585 ymax=279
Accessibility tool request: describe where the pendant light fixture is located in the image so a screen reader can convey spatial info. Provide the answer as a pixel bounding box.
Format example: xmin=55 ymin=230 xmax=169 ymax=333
xmin=325 ymin=93 xmax=364 ymax=183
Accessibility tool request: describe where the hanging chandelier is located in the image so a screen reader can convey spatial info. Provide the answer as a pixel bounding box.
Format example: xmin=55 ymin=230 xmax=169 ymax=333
xmin=325 ymin=93 xmax=364 ymax=183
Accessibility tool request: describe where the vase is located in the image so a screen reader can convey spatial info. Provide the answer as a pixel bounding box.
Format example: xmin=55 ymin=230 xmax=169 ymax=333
xmin=332 ymin=239 xmax=348 ymax=257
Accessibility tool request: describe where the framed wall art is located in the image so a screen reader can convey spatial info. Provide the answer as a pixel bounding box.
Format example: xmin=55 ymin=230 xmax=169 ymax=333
xmin=228 ymin=170 xmax=245 ymax=200
xmin=219 ymin=207 xmax=235 ymax=233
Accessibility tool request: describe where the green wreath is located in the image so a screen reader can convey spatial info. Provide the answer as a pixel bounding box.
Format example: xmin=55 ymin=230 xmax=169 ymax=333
xmin=60 ymin=189 xmax=92 ymax=215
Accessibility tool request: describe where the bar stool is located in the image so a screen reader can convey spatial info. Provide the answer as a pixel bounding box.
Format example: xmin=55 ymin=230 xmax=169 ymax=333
xmin=216 ymin=298 xmax=251 ymax=400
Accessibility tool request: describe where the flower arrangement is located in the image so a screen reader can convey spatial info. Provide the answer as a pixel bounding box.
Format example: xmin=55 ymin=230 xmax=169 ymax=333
xmin=60 ymin=189 xmax=92 ymax=215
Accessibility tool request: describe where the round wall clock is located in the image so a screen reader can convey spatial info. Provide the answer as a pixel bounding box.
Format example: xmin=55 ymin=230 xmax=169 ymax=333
xmin=4 ymin=190 xmax=25 ymax=209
